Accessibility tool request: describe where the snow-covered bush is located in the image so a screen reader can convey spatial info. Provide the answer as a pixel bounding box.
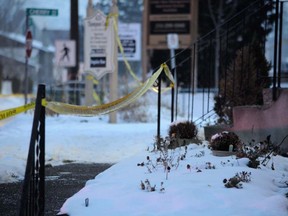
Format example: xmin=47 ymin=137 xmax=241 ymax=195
xmin=168 ymin=120 xmax=198 ymax=139
xmin=209 ymin=131 xmax=242 ymax=151
xmin=168 ymin=121 xmax=199 ymax=149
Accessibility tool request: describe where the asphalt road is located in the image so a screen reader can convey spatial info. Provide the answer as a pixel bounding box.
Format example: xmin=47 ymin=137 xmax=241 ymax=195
xmin=0 ymin=163 xmax=112 ymax=216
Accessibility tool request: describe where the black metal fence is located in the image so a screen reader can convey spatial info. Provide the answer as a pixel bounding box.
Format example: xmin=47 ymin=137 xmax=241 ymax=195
xmin=168 ymin=0 xmax=287 ymax=124
xmin=19 ymin=84 xmax=46 ymax=216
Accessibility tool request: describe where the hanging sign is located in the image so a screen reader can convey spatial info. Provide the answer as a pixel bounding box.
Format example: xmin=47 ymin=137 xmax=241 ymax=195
xmin=84 ymin=10 xmax=115 ymax=80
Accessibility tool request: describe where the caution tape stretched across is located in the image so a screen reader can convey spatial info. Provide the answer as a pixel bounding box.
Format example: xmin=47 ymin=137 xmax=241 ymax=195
xmin=107 ymin=13 xmax=174 ymax=92
xmin=0 ymin=102 xmax=35 ymax=121
xmin=44 ymin=64 xmax=169 ymax=116
xmin=107 ymin=13 xmax=141 ymax=84
xmin=0 ymin=14 xmax=176 ymax=120
xmin=1 ymin=12 xmax=176 ymax=120
xmin=0 ymin=64 xmax=174 ymax=119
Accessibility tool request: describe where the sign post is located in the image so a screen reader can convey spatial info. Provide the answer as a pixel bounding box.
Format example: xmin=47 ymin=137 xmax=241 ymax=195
xmin=142 ymin=0 xmax=198 ymax=86
xmin=24 ymin=30 xmax=33 ymax=105
xmin=109 ymin=0 xmax=118 ymax=123
xmin=167 ymin=33 xmax=179 ymax=122
xmin=26 ymin=30 xmax=33 ymax=58
xmin=84 ymin=9 xmax=115 ymax=107
xmin=83 ymin=1 xmax=118 ymax=123
xmin=24 ymin=8 xmax=58 ymax=104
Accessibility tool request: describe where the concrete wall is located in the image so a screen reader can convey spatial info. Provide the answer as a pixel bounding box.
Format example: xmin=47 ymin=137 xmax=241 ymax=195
xmin=231 ymin=89 xmax=288 ymax=154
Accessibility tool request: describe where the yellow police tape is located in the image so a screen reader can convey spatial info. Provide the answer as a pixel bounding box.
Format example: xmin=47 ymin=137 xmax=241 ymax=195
xmin=0 ymin=13 xmax=176 ymax=120
xmin=107 ymin=13 xmax=174 ymax=93
xmin=86 ymin=74 xmax=99 ymax=85
xmin=44 ymin=63 xmax=170 ymax=116
xmin=0 ymin=101 xmax=35 ymax=121
xmin=0 ymin=63 xmax=174 ymax=119
xmin=107 ymin=13 xmax=141 ymax=84
xmin=86 ymin=74 xmax=102 ymax=104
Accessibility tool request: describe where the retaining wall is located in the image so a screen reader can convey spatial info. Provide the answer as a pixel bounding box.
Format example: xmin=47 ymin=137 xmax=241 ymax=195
xmin=231 ymin=89 xmax=288 ymax=154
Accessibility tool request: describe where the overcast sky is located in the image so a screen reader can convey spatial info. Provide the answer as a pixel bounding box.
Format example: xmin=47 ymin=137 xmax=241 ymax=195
xmin=23 ymin=0 xmax=100 ymax=30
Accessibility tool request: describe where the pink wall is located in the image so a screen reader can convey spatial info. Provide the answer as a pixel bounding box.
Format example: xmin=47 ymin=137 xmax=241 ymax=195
xmin=231 ymin=89 xmax=288 ymax=153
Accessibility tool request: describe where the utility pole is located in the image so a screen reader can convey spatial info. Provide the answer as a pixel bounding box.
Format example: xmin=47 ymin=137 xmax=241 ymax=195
xmin=109 ymin=0 xmax=118 ymax=123
xmin=84 ymin=0 xmax=95 ymax=106
xmin=70 ymin=0 xmax=79 ymax=104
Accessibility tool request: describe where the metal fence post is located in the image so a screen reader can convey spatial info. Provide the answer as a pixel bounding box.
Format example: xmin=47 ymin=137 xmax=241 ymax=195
xmin=19 ymin=84 xmax=46 ymax=216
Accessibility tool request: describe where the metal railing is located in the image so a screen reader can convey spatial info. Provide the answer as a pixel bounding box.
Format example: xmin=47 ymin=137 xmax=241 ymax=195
xmin=168 ymin=0 xmax=287 ymax=125
xmin=19 ymin=84 xmax=46 ymax=216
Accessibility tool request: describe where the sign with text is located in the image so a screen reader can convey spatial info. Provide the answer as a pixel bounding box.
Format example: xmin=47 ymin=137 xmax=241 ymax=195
xmin=150 ymin=0 xmax=190 ymax=14
xmin=55 ymin=40 xmax=76 ymax=67
xmin=150 ymin=21 xmax=190 ymax=34
xmin=118 ymin=23 xmax=141 ymax=61
xmin=26 ymin=8 xmax=58 ymax=16
xmin=145 ymin=0 xmax=197 ymax=49
xmin=84 ymin=10 xmax=115 ymax=80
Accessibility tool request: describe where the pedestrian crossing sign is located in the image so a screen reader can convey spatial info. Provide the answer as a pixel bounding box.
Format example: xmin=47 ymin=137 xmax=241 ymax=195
xmin=55 ymin=40 xmax=76 ymax=67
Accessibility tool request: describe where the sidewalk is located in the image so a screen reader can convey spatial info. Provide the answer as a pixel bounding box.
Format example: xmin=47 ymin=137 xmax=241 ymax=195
xmin=0 ymin=163 xmax=112 ymax=216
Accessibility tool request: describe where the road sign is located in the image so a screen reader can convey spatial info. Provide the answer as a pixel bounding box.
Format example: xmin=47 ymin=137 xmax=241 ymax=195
xmin=167 ymin=34 xmax=179 ymax=49
xmin=26 ymin=8 xmax=58 ymax=16
xmin=26 ymin=30 xmax=33 ymax=58
xmin=55 ymin=40 xmax=76 ymax=67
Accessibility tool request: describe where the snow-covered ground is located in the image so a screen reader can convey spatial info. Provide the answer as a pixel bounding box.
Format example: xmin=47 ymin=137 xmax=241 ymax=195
xmin=0 ymin=93 xmax=288 ymax=216
xmin=60 ymin=145 xmax=288 ymax=216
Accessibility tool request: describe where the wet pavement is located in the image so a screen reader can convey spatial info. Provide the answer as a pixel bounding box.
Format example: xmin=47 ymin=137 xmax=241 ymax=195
xmin=0 ymin=163 xmax=112 ymax=216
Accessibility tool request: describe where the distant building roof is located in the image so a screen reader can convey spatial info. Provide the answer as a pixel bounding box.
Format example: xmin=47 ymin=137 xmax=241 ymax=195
xmin=0 ymin=31 xmax=55 ymax=52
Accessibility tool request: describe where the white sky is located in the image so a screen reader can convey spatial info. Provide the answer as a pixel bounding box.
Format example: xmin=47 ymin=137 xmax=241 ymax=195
xmin=23 ymin=0 xmax=100 ymax=30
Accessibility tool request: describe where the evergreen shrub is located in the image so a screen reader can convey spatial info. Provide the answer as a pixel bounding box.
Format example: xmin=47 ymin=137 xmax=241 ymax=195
xmin=214 ymin=44 xmax=271 ymax=124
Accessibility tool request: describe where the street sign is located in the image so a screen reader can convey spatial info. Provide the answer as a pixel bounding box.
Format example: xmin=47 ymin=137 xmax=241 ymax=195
xmin=55 ymin=40 xmax=76 ymax=67
xmin=26 ymin=8 xmax=58 ymax=16
xmin=26 ymin=30 xmax=33 ymax=58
